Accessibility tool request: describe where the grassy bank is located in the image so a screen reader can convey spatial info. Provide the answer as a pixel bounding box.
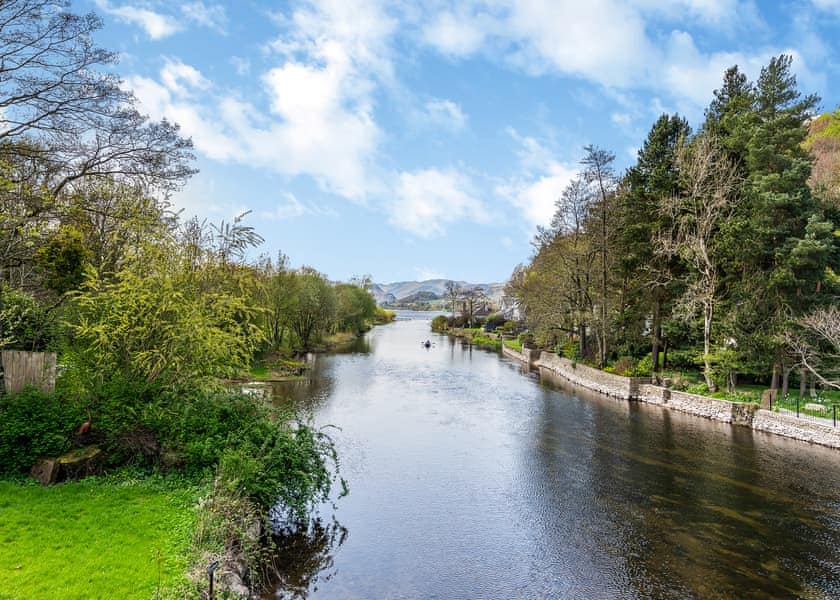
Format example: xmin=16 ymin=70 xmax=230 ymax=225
xmin=0 ymin=475 xmax=201 ymax=600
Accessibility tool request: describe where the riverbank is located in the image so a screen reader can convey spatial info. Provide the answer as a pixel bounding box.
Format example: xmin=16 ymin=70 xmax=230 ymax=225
xmin=501 ymin=346 xmax=840 ymax=450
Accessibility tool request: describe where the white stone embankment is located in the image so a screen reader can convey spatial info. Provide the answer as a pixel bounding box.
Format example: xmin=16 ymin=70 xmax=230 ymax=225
xmin=533 ymin=350 xmax=840 ymax=450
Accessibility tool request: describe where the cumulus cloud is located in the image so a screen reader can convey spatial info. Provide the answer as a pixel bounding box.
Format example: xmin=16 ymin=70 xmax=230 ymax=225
xmin=95 ymin=0 xmax=182 ymax=39
xmin=499 ymin=130 xmax=578 ymax=228
xmin=416 ymin=1 xmax=807 ymax=111
xmin=389 ymin=169 xmax=486 ymax=238
xmin=128 ymin=0 xmax=396 ymax=200
xmin=181 ymin=2 xmax=228 ymax=33
xmin=422 ymin=10 xmax=490 ymax=56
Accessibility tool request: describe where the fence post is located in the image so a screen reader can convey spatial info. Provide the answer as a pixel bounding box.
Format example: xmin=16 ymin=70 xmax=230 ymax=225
xmin=834 ymin=405 xmax=836 ymax=428
xmin=796 ymin=396 xmax=799 ymax=419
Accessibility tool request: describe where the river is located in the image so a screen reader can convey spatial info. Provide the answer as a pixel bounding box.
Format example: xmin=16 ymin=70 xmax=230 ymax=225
xmin=265 ymin=312 xmax=840 ymax=599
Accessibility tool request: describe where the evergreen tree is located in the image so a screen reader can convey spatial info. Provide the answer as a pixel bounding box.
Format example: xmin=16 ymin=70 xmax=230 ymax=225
xmin=616 ymin=114 xmax=690 ymax=370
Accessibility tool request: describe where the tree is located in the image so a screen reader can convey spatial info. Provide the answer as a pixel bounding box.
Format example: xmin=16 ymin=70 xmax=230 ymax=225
xmin=616 ymin=114 xmax=691 ymax=370
xmin=789 ymin=306 xmax=840 ymax=390
xmin=334 ymin=283 xmax=376 ymax=334
xmin=0 ymin=1 xmax=196 ymax=195
xmin=658 ymin=133 xmax=742 ymax=391
xmin=444 ymin=280 xmax=460 ymax=315
xmin=287 ymin=269 xmax=336 ymax=350
xmin=581 ymin=145 xmax=617 ymax=366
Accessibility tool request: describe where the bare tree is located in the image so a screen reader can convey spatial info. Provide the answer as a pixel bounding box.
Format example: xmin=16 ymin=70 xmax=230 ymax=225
xmin=444 ymin=280 xmax=460 ymax=316
xmin=581 ymin=145 xmax=617 ymax=367
xmin=788 ymin=305 xmax=840 ymax=390
xmin=657 ymin=134 xmax=741 ymax=391
xmin=0 ymin=1 xmax=196 ymax=194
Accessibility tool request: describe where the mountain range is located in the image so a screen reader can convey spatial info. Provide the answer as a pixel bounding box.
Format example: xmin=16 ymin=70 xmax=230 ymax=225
xmin=371 ymin=279 xmax=505 ymax=305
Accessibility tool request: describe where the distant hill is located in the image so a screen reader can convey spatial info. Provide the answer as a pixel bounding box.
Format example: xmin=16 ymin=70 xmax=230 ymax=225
xmin=372 ymin=279 xmax=505 ymax=305
xmin=806 ymin=109 xmax=840 ymax=205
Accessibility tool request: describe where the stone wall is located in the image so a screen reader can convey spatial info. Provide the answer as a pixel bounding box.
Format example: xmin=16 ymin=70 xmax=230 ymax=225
xmin=532 ymin=351 xmax=840 ymax=450
xmin=752 ymin=410 xmax=840 ymax=449
xmin=501 ymin=344 xmax=542 ymax=367
xmin=535 ymin=352 xmax=651 ymax=400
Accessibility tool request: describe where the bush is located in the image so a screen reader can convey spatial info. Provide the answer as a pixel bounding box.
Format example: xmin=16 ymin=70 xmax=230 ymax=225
xmin=90 ymin=387 xmax=341 ymax=515
xmin=431 ymin=315 xmax=449 ymax=333
xmin=665 ymin=349 xmax=698 ymax=370
xmin=0 ymin=389 xmax=85 ymax=474
xmin=483 ymin=313 xmax=506 ymax=332
xmin=518 ymin=332 xmax=535 ymax=348
xmin=612 ymin=356 xmax=635 ymax=376
xmin=559 ymin=338 xmax=580 ymax=361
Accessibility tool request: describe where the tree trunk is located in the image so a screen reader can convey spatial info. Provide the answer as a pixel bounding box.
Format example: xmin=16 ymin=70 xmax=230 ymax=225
xmin=810 ymin=374 xmax=817 ymax=398
xmin=703 ymin=300 xmax=716 ymax=392
xmin=662 ymin=341 xmax=669 ymax=371
xmin=800 ymin=367 xmax=807 ymax=399
xmin=579 ymin=322 xmax=586 ymax=358
xmin=651 ymin=298 xmax=662 ymax=372
xmin=770 ymin=361 xmax=780 ymax=392
xmin=781 ymin=365 xmax=790 ymax=397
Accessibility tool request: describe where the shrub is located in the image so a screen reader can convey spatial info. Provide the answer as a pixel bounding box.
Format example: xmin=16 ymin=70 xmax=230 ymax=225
xmin=431 ymin=315 xmax=449 ymax=333
xmin=612 ymin=356 xmax=635 ymax=376
xmin=0 ymin=388 xmax=85 ymax=474
xmin=483 ymin=313 xmax=506 ymax=332
xmin=559 ymin=338 xmax=579 ymax=361
xmin=518 ymin=332 xmax=535 ymax=348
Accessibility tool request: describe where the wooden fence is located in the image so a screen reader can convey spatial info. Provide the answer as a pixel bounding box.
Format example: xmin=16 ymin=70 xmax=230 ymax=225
xmin=1 ymin=350 xmax=57 ymax=394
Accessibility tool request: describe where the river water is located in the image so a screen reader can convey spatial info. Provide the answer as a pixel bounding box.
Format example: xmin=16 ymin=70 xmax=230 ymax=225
xmin=266 ymin=312 xmax=840 ymax=599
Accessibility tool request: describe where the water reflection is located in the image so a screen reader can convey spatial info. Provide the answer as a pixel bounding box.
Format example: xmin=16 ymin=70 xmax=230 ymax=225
xmin=261 ymin=313 xmax=840 ymax=598
xmin=263 ymin=517 xmax=347 ymax=599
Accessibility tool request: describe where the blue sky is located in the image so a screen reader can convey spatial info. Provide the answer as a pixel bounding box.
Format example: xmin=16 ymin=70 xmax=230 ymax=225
xmin=73 ymin=0 xmax=840 ymax=283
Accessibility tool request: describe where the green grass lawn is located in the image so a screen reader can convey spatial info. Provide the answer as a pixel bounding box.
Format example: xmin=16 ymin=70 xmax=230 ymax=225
xmin=0 ymin=476 xmax=200 ymax=600
xmin=503 ymin=339 xmax=523 ymax=352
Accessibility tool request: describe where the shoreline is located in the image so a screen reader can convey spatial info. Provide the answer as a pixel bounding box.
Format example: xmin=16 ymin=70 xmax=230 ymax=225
xmin=501 ymin=344 xmax=840 ymax=450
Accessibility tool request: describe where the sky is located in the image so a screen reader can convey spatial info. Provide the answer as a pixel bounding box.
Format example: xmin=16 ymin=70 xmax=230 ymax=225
xmin=72 ymin=0 xmax=840 ymax=284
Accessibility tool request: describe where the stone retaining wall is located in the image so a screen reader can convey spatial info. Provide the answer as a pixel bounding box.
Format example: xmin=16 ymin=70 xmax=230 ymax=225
xmin=501 ymin=344 xmax=541 ymax=367
xmin=536 ymin=352 xmax=650 ymax=400
xmin=533 ymin=351 xmax=840 ymax=450
xmin=752 ymin=410 xmax=840 ymax=449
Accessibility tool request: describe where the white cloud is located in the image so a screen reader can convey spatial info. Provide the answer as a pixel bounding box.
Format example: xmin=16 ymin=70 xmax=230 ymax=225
xmin=160 ymin=58 xmax=210 ymax=96
xmin=94 ymin=1 xmax=182 ymax=39
xmin=423 ymin=99 xmax=468 ymax=131
xmin=500 ymin=130 xmax=578 ymax=227
xmin=422 ymin=10 xmax=489 ymax=56
xmin=260 ymin=193 xmax=338 ymax=221
xmin=416 ymin=1 xmax=805 ymax=112
xmin=181 ymin=2 xmax=228 ymax=33
xmin=389 ymin=169 xmax=486 ymax=238
xmin=128 ymin=0 xmax=397 ymax=200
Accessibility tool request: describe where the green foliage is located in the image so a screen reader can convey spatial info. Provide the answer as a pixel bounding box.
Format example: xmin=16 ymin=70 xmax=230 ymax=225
xmin=67 ymin=245 xmax=262 ymax=393
xmin=483 ymin=313 xmax=506 ymax=331
xmin=560 ymin=338 xmax=579 ymax=361
xmin=431 ymin=315 xmax=449 ymax=333
xmin=0 ymin=286 xmax=58 ymax=351
xmin=470 ymin=333 xmax=501 ymax=351
xmin=334 ymin=283 xmax=376 ymax=334
xmin=0 ymin=389 xmax=84 ymax=474
xmin=374 ymin=306 xmax=395 ymax=324
xmin=34 ymin=224 xmax=91 ymax=295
